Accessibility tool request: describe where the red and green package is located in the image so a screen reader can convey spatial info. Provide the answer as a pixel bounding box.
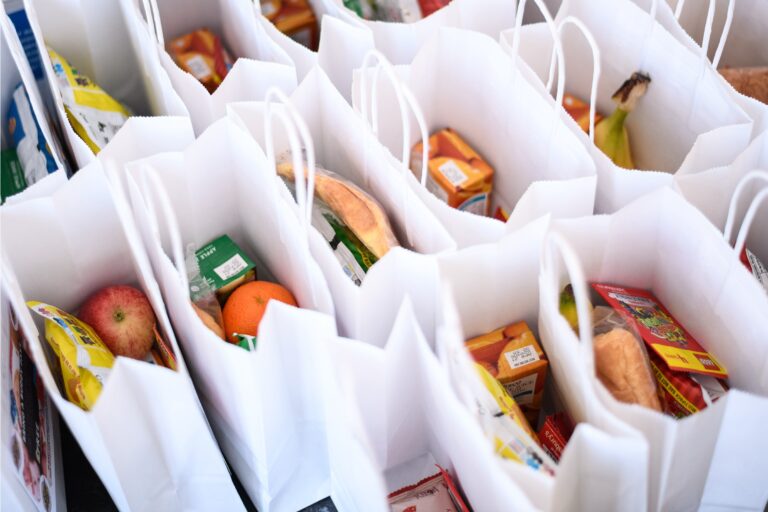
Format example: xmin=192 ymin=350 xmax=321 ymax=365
xmin=168 ymin=28 xmax=233 ymax=93
xmin=592 ymin=284 xmax=728 ymax=379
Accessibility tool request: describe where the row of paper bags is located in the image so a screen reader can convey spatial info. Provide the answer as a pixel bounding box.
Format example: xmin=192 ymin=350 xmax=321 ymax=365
xmin=1 ymin=0 xmax=767 ymax=511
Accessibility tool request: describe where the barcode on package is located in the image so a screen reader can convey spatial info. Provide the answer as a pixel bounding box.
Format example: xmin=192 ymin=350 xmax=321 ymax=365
xmin=438 ymin=160 xmax=468 ymax=187
xmin=185 ymin=55 xmax=212 ymax=80
xmin=214 ymin=254 xmax=248 ymax=281
xmin=504 ymin=345 xmax=540 ymax=369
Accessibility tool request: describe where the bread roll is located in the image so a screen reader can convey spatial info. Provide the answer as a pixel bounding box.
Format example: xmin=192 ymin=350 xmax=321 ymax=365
xmin=719 ymin=67 xmax=768 ymax=104
xmin=594 ymin=328 xmax=662 ymax=411
xmin=278 ymin=162 xmax=399 ymax=258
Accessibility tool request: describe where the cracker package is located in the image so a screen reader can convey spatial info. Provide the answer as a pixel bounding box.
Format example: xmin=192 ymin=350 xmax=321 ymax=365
xmin=168 ymin=28 xmax=234 ymax=93
xmin=388 ymin=467 xmax=469 ymax=512
xmin=27 ymin=302 xmax=115 ymax=411
xmin=466 ymin=321 xmax=548 ymax=425
xmin=411 ymin=128 xmax=493 ymax=216
xmin=47 ymin=47 xmax=130 ymax=154
xmin=261 ymin=0 xmax=318 ymax=50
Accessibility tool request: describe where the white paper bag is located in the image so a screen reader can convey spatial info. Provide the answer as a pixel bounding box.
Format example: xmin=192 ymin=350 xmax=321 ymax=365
xmin=539 ymin=188 xmax=768 ymax=511
xmin=0 ymin=165 xmax=244 ymax=512
xmin=432 ymin=216 xmax=649 ymax=511
xmin=307 ymin=0 xmax=517 ymax=103
xmin=253 ymin=4 xmax=318 ymax=82
xmin=330 ymin=297 xmax=540 ymax=511
xmin=677 ymin=130 xmax=768 ymax=262
xmin=22 ymin=0 xmax=189 ymax=169
xmin=1 ymin=13 xmax=66 ymax=181
xmin=127 ymin=0 xmax=298 ymax=135
xmin=502 ymin=0 xmax=754 ymax=213
xmin=227 ymin=67 xmax=455 ymax=347
xmin=352 ymin=28 xmax=597 ymax=248
xmin=252 ymin=302 xmax=391 ymax=511
xmin=123 ymin=116 xmax=336 ymax=509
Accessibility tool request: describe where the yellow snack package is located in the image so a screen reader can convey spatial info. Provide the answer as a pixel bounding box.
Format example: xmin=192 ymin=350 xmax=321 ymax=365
xmin=27 ymin=301 xmax=115 ymax=411
xmin=47 ymin=47 xmax=131 ymax=154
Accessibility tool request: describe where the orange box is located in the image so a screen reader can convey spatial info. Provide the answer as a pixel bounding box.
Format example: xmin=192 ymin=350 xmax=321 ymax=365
xmin=261 ymin=0 xmax=319 ymax=50
xmin=466 ymin=321 xmax=548 ymax=425
xmin=410 ymin=128 xmax=493 ymax=216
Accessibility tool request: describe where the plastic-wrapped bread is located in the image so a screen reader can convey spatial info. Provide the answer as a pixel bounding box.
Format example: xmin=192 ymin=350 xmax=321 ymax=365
xmin=277 ymin=162 xmax=399 ymax=259
xmin=719 ymin=67 xmax=768 ymax=104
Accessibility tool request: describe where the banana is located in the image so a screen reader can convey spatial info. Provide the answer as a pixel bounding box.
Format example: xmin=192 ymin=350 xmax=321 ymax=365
xmin=594 ymin=72 xmax=651 ymax=169
xmin=559 ymin=284 xmax=594 ymax=333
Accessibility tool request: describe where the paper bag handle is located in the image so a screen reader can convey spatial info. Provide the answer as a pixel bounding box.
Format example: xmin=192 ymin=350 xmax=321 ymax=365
xmin=674 ymin=0 xmax=734 ymax=68
xmin=357 ymin=49 xmax=430 ymax=187
xmin=263 ymin=87 xmax=316 ymax=232
xmin=724 ymin=170 xmax=768 ymax=256
xmin=509 ymin=0 xmax=567 ymax=107
xmin=125 ymin=165 xmax=188 ymax=289
xmin=141 ymin=0 xmax=165 ymax=46
xmin=541 ymin=232 xmax=594 ymax=367
xmin=545 ymin=16 xmax=601 ymax=142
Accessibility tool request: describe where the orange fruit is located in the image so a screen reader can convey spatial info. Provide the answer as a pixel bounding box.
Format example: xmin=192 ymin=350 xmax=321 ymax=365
xmin=222 ymin=281 xmax=297 ymax=343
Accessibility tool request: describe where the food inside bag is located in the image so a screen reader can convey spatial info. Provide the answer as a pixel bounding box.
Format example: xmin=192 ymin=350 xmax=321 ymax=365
xmin=187 ymin=234 xmax=298 ymax=347
xmin=562 ymin=72 xmax=651 ymax=169
xmin=260 ymin=0 xmax=319 ymax=50
xmin=1 ymin=149 xmax=27 ymax=203
xmin=410 ymin=128 xmax=494 ymax=217
xmin=6 ymin=83 xmax=58 ymax=195
xmin=278 ymin=160 xmax=400 ymax=285
xmin=740 ymin=247 xmax=768 ymax=294
xmin=8 ymin=304 xmax=59 ymax=511
xmin=27 ymin=285 xmax=177 ymax=410
xmin=719 ymin=67 xmax=768 ymax=104
xmin=537 ymin=412 xmax=574 ymax=463
xmin=388 ymin=466 xmax=470 ymax=512
xmin=466 ymin=321 xmax=549 ymax=425
xmin=346 ymin=0 xmax=451 ymax=22
xmin=47 ymin=48 xmax=131 ymax=155
xmin=559 ymin=283 xmax=730 ymax=418
xmin=168 ymin=28 xmax=234 ymax=93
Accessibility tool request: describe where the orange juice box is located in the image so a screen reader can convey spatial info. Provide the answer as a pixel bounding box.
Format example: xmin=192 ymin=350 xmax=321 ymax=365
xmin=410 ymin=128 xmax=493 ymax=216
xmin=261 ymin=0 xmax=318 ymax=50
xmin=466 ymin=321 xmax=548 ymax=425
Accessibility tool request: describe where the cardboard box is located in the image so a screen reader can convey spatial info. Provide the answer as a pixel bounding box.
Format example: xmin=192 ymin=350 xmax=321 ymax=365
xmin=466 ymin=321 xmax=548 ymax=425
xmin=411 ymin=128 xmax=493 ymax=216
xmin=262 ymin=0 xmax=318 ymax=50
xmin=196 ymin=235 xmax=256 ymax=302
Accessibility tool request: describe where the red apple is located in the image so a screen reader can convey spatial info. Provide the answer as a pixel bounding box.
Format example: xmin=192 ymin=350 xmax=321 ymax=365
xmin=79 ymin=285 xmax=156 ymax=360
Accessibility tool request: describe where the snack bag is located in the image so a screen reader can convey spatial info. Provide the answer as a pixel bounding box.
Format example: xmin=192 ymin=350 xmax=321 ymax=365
xmin=1 ymin=149 xmax=27 ymax=203
xmin=537 ymin=412 xmax=575 ymax=463
xmin=592 ymin=284 xmax=728 ymax=379
xmin=474 ymin=363 xmax=556 ymax=474
xmin=343 ymin=0 xmax=377 ymax=19
xmin=278 ymin=160 xmax=400 ymax=285
xmin=186 ymin=243 xmax=226 ymax=341
xmin=26 ymin=301 xmax=115 ymax=411
xmin=649 ymin=351 xmax=729 ymax=419
xmin=193 ymin=235 xmax=256 ymax=303
xmin=7 ymin=83 xmax=57 ymax=185
xmin=47 ymin=48 xmax=131 ymax=155
xmin=410 ymin=128 xmax=494 ymax=216
xmin=168 ymin=28 xmax=234 ymax=93
xmin=740 ymin=247 xmax=768 ymax=294
xmin=388 ymin=467 xmax=470 ymax=512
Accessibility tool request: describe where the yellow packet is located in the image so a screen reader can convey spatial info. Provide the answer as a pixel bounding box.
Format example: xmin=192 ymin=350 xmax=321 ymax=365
xmin=27 ymin=301 xmax=115 ymax=410
xmin=47 ymin=47 xmax=130 ymax=154
xmin=475 ymin=362 xmax=537 ymax=441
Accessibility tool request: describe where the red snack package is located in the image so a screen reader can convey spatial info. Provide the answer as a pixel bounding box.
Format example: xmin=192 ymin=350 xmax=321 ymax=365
xmin=649 ymin=351 xmax=728 ymax=418
xmin=168 ymin=28 xmax=234 ymax=93
xmin=418 ymin=0 xmax=451 ymax=17
xmin=562 ymin=94 xmax=603 ymax=134
xmin=388 ymin=467 xmax=470 ymax=512
xmin=537 ymin=413 xmax=575 ymax=462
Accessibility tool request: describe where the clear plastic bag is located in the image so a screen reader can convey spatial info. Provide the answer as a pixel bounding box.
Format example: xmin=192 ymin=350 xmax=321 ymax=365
xmin=186 ymin=243 xmax=225 ymax=340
